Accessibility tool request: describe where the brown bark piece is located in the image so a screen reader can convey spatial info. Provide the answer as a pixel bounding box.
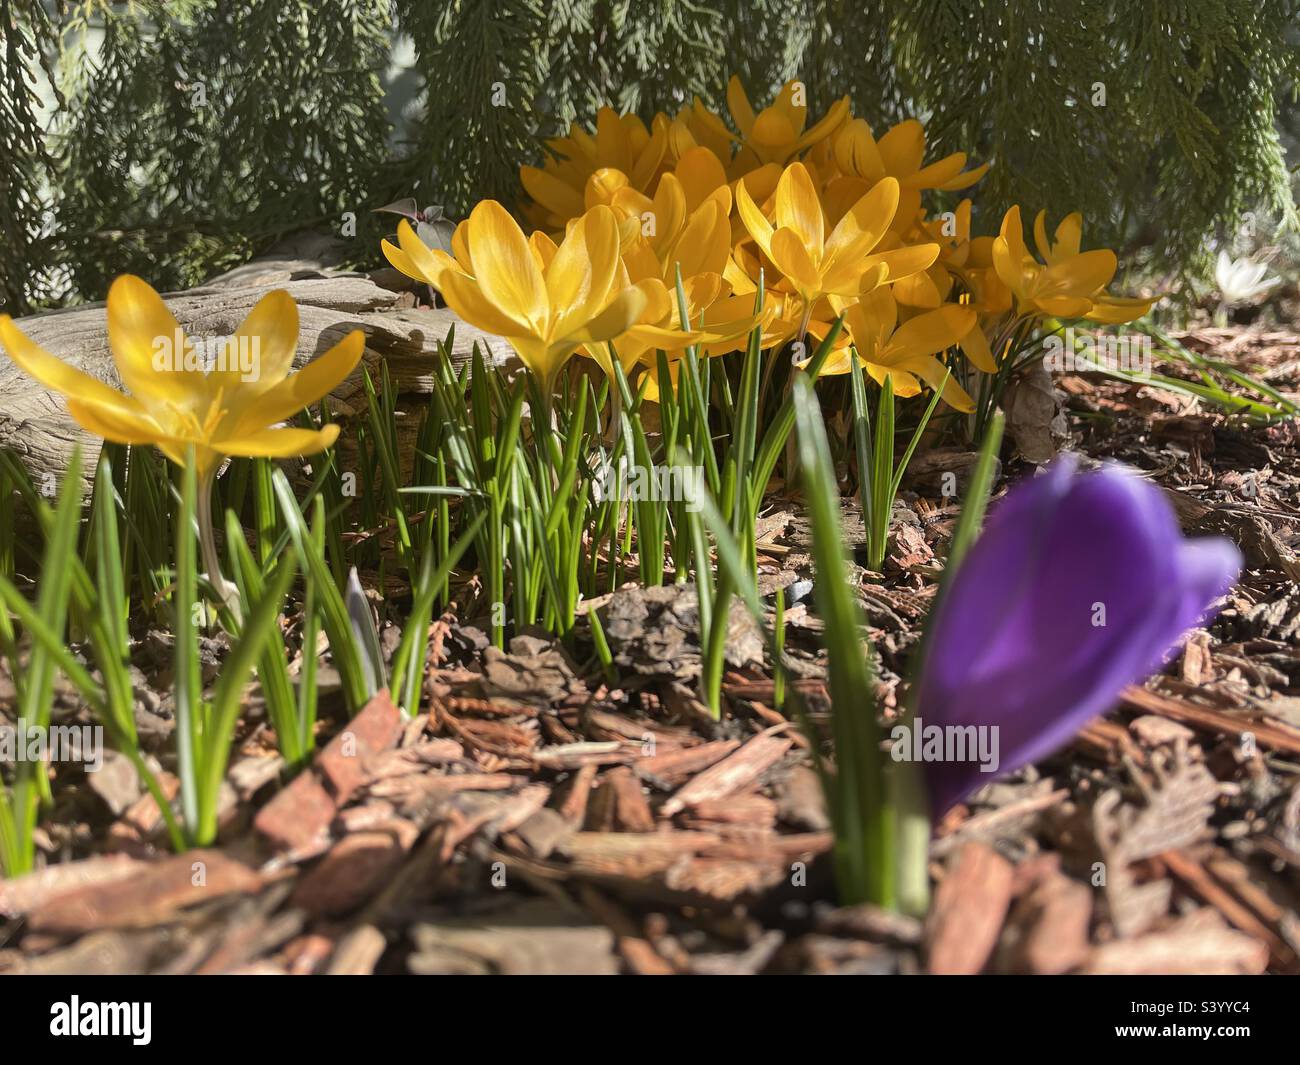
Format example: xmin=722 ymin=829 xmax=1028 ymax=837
xmin=660 ymin=731 xmax=791 ymax=816
xmin=1003 ymin=872 xmax=1093 ymax=974
xmin=26 ymin=850 xmax=261 ymax=934
xmin=926 ymin=843 xmax=1014 ymax=975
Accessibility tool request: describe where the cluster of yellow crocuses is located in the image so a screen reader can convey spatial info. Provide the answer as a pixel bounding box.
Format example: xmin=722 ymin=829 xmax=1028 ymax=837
xmin=385 ymin=76 xmax=1154 ymax=411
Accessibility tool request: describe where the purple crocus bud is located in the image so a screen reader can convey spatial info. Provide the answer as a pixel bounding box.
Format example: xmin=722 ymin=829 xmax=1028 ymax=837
xmin=914 ymin=456 xmax=1242 ymax=816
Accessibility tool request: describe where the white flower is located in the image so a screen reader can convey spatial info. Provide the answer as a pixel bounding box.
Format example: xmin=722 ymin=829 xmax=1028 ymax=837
xmin=1215 ymin=251 xmax=1281 ymax=307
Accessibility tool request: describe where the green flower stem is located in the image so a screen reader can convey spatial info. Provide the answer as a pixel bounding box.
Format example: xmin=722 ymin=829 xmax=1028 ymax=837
xmin=197 ymin=466 xmax=241 ymax=624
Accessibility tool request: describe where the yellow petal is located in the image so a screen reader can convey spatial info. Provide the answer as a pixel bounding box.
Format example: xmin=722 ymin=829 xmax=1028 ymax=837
xmin=382 ymin=238 xmax=426 ymax=284
xmin=675 ymin=146 xmax=728 ymax=210
xmin=227 ymin=330 xmax=364 ymax=437
xmin=1085 ymin=295 xmax=1156 ymax=324
xmin=1032 ymin=210 xmax=1052 ymax=264
xmin=217 ymin=289 xmax=299 ymax=399
xmin=892 ymin=270 xmax=944 ymax=309
xmin=895 ymin=355 xmax=975 ymax=412
xmin=630 ymin=117 xmax=668 ymax=191
xmin=876 ymin=120 xmax=925 ymax=177
xmin=219 ymin=424 xmax=340 ymax=459
xmin=550 ymin=206 xmax=621 ymax=339
xmin=464 ymin=201 xmax=549 ymax=332
xmin=726 ymin=75 xmax=755 ymax=136
xmin=907 ymin=152 xmax=968 ymax=190
xmin=0 ymin=314 xmax=154 ymax=422
xmin=885 ymin=305 xmax=977 ymax=361
xmin=770 ymin=228 xmax=823 ymax=299
xmin=827 ymin=176 xmax=899 ymax=256
xmin=570 ymin=285 xmax=648 ymax=346
xmin=796 ymin=95 xmax=851 ymax=153
xmin=833 ymin=119 xmax=886 ymax=183
xmin=439 ymin=268 xmax=537 ymax=337
xmin=991 ymin=236 xmax=1028 ymax=297
xmin=521 ymin=165 xmax=585 ymax=224
xmin=998 ymin=205 xmax=1030 ymax=262
xmin=395 ymin=220 xmax=460 ymax=288
xmin=734 ymin=174 xmax=775 ymax=260
xmin=584 ymin=167 xmax=630 ymax=209
xmin=669 ymin=199 xmax=731 ymax=279
xmin=106 ymin=274 xmax=203 ymax=408
xmin=960 ymin=323 xmax=997 ymax=373
xmin=774 ymin=163 xmax=824 ymax=255
xmin=1054 ymin=213 xmax=1084 ymax=260
xmin=65 ymin=396 xmax=163 ymax=445
xmin=1046 ymin=249 xmax=1117 ymax=295
xmin=863 ymin=243 xmax=939 ymax=283
xmin=936 ymin=162 xmax=989 ymax=191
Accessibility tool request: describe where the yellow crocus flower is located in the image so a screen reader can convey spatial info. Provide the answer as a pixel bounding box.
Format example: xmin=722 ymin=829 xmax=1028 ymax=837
xmin=828 ymin=117 xmax=989 ymax=233
xmin=0 ymin=276 xmax=362 ymax=480
xmin=829 ymin=287 xmax=978 ymax=411
xmin=725 ymin=76 xmax=851 ymax=175
xmin=383 ymin=201 xmax=646 ymax=394
xmin=586 ymin=195 xmax=762 ymax=384
xmin=992 ymin=206 xmax=1155 ymax=323
xmin=0 ymin=276 xmax=363 ymax=615
xmin=735 ymin=162 xmax=934 ymax=318
xmin=520 ymin=109 xmax=669 ymax=230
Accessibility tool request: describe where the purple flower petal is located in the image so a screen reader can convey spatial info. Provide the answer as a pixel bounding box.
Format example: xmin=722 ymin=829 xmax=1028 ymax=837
xmin=916 ymin=458 xmax=1241 ymax=816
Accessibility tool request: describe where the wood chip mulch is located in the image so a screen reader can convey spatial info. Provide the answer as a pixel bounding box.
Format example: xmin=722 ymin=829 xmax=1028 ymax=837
xmin=2 ymin=325 xmax=1299 ymax=975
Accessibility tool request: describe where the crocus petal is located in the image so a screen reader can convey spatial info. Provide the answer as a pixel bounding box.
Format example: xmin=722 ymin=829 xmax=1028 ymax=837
xmin=675 ymin=146 xmax=728 ymax=210
xmin=570 ymin=285 xmax=648 ymax=346
xmin=464 ymin=200 xmax=549 ymax=332
xmin=216 ymin=289 xmax=299 ymax=401
xmin=227 ymin=330 xmax=364 ymax=437
xmin=395 ymin=220 xmax=461 ymax=288
xmin=916 ymin=459 xmax=1241 ymax=816
xmin=833 ymin=119 xmax=887 ymax=183
xmin=382 ymin=238 xmax=427 ymax=284
xmin=885 ymin=305 xmax=976 ymax=360
xmin=1053 ymin=213 xmax=1084 ymax=261
xmin=876 ymin=119 xmax=926 ymax=177
xmin=893 ymin=354 xmax=975 ymax=412
xmin=1045 ymin=249 xmax=1117 ymax=296
xmin=774 ymin=163 xmax=825 ymax=253
xmin=439 ymin=270 xmax=538 ymax=338
xmin=863 ymin=243 xmax=939 ymax=283
xmin=65 ymin=396 xmax=163 ymax=444
xmin=106 ymin=274 xmax=204 ymax=408
xmin=734 ymin=176 xmax=775 ymax=261
xmin=827 ymin=177 xmax=899 ymax=257
xmin=935 ymin=162 xmax=989 ymax=191
xmin=1085 ymin=295 xmax=1156 ymax=324
xmin=218 ymin=424 xmax=340 ymax=459
xmin=520 ymin=165 xmax=585 ymax=223
xmin=770 ymin=227 xmax=824 ymax=299
xmin=726 ymin=75 xmax=756 ymax=137
xmin=960 ymin=323 xmax=997 ymax=373
xmin=547 ymin=208 xmax=615 ymax=340
xmin=0 ymin=315 xmax=155 ymax=423
xmin=907 ymin=152 xmax=968 ymax=190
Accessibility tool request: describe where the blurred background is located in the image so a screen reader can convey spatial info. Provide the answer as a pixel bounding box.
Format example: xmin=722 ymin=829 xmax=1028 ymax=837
xmin=3 ymin=0 xmax=1297 ymax=319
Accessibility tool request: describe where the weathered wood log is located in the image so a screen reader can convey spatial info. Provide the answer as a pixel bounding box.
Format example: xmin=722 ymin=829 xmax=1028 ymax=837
xmin=0 ymin=261 xmax=512 ymax=494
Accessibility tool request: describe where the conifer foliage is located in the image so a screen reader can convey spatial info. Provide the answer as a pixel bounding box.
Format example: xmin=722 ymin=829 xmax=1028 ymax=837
xmin=2 ymin=0 xmax=1296 ymax=312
